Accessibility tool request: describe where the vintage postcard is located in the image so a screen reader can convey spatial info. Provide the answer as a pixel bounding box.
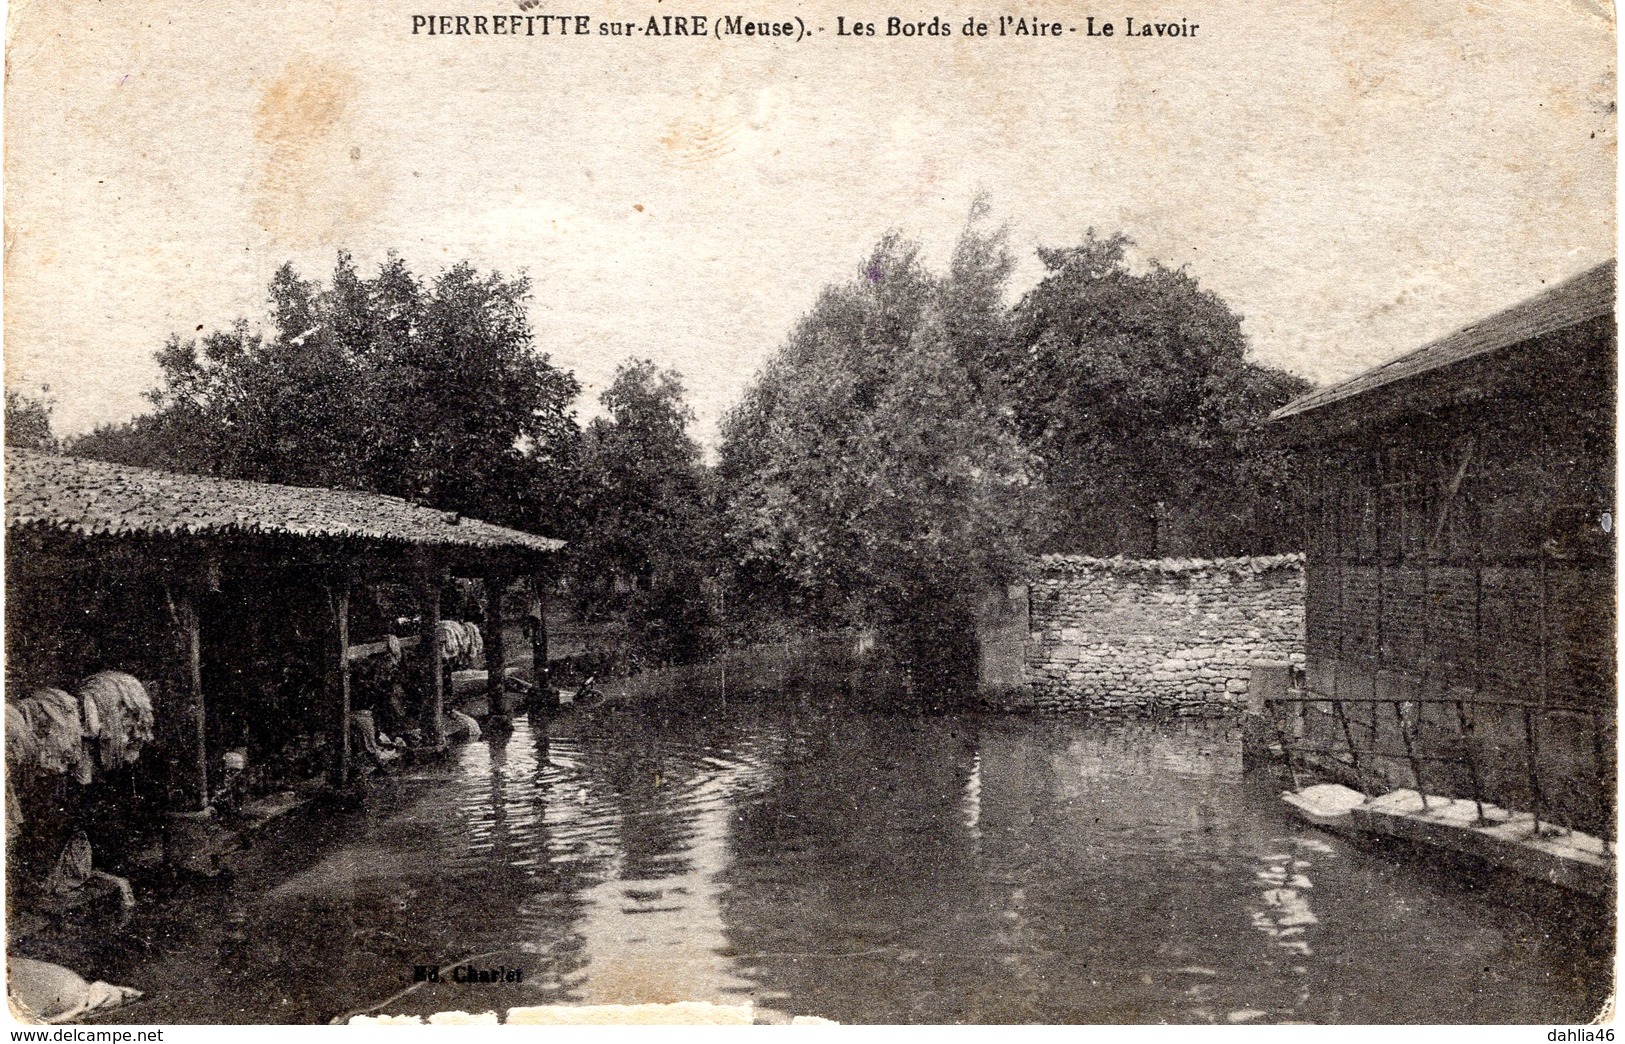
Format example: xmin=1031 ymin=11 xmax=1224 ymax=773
xmin=2 ymin=0 xmax=1616 ymax=1028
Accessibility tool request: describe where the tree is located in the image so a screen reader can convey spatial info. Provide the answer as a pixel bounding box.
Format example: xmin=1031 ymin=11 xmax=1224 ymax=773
xmin=5 ymin=389 xmax=57 ymax=451
xmin=68 ymin=253 xmax=581 ymax=533
xmin=995 ymin=232 xmax=1311 ymax=555
xmin=571 ymin=359 xmax=717 ymax=665
xmin=720 ymin=219 xmax=1041 ymax=695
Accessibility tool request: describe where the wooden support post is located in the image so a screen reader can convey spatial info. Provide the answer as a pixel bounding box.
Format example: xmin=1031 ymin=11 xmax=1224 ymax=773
xmin=1531 ymin=552 xmax=1550 ymax=835
xmin=185 ymin=592 xmax=208 ymax=811
xmin=167 ymin=582 xmax=209 ymax=812
xmin=484 ymin=570 xmax=509 ymax=715
xmin=1591 ymin=706 xmax=1613 ymax=851
xmin=1268 ymin=698 xmax=1303 ymax=792
xmin=330 ymin=573 xmax=353 ymax=786
xmin=1473 ymin=486 xmax=1489 ymax=819
xmin=531 ymin=572 xmax=553 ymax=710
xmin=420 ymin=559 xmax=448 ymax=749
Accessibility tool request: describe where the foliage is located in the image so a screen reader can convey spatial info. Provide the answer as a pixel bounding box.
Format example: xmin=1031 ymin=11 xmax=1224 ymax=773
xmin=571 ymin=359 xmax=718 ymax=665
xmin=995 ymin=232 xmax=1311 ymax=555
xmin=68 ymin=253 xmax=582 ymax=533
xmin=718 ymin=219 xmax=1311 ymax=691
xmin=5 ymin=389 xmax=58 ymax=451
xmin=719 ymin=219 xmax=1042 ymax=693
xmin=50 ymin=227 xmax=1312 ymax=690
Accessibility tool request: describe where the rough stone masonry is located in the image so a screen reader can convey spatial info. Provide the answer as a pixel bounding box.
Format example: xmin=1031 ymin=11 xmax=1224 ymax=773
xmin=1020 ymin=553 xmax=1305 ymax=714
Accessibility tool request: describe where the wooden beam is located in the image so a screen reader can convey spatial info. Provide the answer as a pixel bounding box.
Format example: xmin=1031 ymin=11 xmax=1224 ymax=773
xmin=347 ymin=634 xmax=422 ymax=663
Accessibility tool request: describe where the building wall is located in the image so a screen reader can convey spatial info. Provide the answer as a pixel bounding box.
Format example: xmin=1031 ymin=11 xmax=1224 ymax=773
xmin=1000 ymin=555 xmax=1306 ymax=714
xmin=1297 ymin=322 xmax=1616 ymax=834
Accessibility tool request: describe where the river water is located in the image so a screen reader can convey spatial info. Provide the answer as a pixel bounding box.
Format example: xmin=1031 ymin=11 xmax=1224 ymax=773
xmin=79 ymin=696 xmax=1609 ymax=1024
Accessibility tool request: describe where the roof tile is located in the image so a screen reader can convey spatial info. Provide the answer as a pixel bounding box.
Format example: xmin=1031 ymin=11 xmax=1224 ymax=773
xmin=5 ymin=450 xmax=564 ymax=554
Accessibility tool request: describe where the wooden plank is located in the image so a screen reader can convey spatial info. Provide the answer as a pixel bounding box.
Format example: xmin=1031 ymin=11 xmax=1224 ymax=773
xmin=347 ymin=634 xmax=422 ymax=663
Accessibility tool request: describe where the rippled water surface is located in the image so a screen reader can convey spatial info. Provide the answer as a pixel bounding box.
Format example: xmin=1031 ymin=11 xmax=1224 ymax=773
xmin=80 ymin=698 xmax=1610 ymax=1024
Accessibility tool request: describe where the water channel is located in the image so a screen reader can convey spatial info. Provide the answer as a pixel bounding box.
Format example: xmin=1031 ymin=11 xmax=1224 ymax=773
xmin=73 ymin=693 xmax=1610 ymax=1024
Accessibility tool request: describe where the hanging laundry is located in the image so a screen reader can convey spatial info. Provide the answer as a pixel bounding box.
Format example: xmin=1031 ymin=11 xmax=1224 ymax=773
xmin=6 ymin=689 xmax=92 ymax=784
xmin=436 ymin=620 xmax=465 ymax=661
xmin=76 ymin=672 xmax=155 ymax=771
xmin=435 ymin=621 xmax=482 ymax=665
xmin=78 ymin=694 xmax=101 ymax=740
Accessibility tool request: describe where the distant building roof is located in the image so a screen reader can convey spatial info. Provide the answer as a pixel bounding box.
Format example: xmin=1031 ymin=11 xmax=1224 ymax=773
xmin=5 ymin=449 xmax=564 ymax=554
xmin=1272 ymin=260 xmax=1616 ymax=424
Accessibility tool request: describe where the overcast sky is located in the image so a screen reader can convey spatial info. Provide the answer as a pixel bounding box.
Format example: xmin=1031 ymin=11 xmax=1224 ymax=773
xmin=5 ymin=0 xmax=1615 ymax=445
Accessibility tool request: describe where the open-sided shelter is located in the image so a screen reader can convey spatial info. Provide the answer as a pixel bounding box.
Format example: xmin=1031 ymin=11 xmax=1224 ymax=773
xmin=5 ymin=450 xmax=564 ymax=837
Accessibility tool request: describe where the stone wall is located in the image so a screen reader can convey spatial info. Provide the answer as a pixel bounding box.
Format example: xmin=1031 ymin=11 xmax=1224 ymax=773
xmin=1011 ymin=554 xmax=1305 ymax=714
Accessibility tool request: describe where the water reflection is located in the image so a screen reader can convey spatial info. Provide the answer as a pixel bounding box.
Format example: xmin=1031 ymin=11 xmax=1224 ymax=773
xmin=71 ymin=700 xmax=1609 ymax=1024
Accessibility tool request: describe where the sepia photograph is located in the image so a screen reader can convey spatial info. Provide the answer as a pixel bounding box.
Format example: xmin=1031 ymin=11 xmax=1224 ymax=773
xmin=1 ymin=0 xmax=1616 ymax=1027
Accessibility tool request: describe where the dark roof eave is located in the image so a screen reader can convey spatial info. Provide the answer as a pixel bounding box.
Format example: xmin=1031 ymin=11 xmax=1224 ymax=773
xmin=1271 ymin=259 xmax=1616 ymax=426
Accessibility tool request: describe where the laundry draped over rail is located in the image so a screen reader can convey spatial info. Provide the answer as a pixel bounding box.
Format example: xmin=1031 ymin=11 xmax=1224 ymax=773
xmin=77 ymin=672 xmax=155 ymax=771
xmin=436 ymin=620 xmax=484 ymax=664
xmin=7 ymin=688 xmax=93 ymax=784
xmin=5 ymin=673 xmax=155 ymax=782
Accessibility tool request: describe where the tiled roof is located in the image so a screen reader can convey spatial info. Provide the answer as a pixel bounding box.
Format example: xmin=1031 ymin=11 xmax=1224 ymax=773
xmin=1272 ymin=260 xmax=1615 ymax=422
xmin=5 ymin=450 xmax=564 ymax=553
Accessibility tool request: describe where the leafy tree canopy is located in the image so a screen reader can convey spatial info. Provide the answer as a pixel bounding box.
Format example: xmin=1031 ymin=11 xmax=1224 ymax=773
xmin=572 ymin=361 xmax=708 ymax=594
xmin=69 ymin=253 xmax=581 ymax=533
xmin=564 ymin=359 xmax=725 ymax=667
xmin=5 ymin=389 xmax=58 ymax=451
xmin=996 ymin=232 xmax=1311 ymax=554
xmin=719 ymin=218 xmax=1043 ymax=687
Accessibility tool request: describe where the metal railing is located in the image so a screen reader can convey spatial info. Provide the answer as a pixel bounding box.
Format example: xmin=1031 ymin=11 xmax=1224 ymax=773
xmin=1263 ymin=690 xmax=1616 ymax=850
